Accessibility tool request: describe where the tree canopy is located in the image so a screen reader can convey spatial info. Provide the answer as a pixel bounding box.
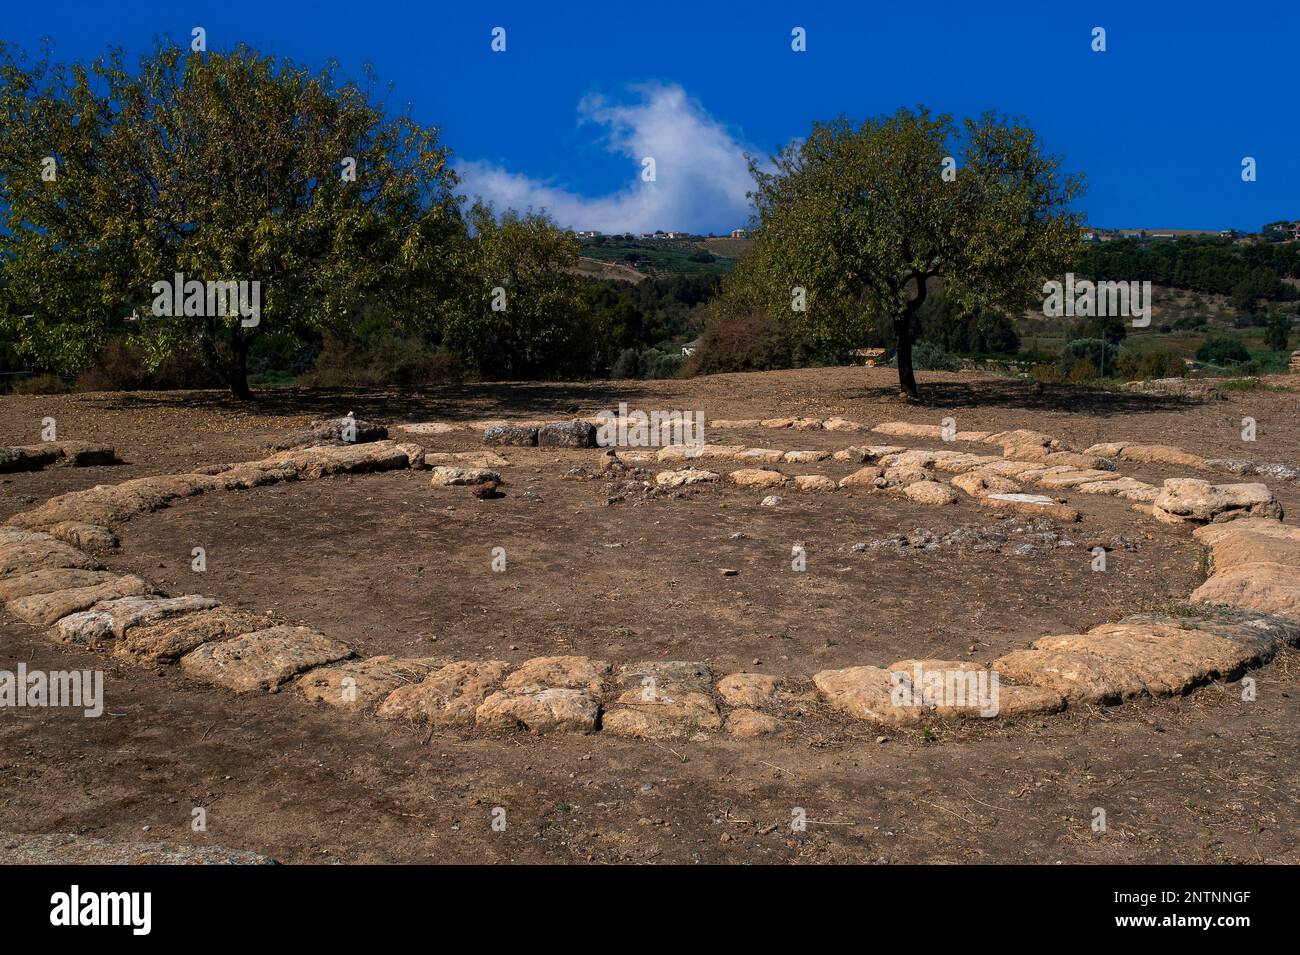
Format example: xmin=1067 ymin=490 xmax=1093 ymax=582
xmin=0 ymin=41 xmax=462 ymax=396
xmin=721 ymin=106 xmax=1084 ymax=399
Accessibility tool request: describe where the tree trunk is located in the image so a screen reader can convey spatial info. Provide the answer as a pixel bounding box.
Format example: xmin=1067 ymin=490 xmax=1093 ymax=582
xmin=894 ymin=314 xmax=919 ymax=401
xmin=228 ymin=328 xmax=253 ymax=400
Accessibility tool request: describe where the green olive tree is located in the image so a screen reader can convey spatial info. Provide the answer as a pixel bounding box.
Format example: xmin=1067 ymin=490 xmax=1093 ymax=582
xmin=0 ymin=42 xmax=462 ymax=397
xmin=736 ymin=106 xmax=1084 ymax=400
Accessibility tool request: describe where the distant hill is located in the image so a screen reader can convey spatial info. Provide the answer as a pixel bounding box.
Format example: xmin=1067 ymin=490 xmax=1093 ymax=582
xmin=571 ymin=256 xmax=648 ymax=283
xmin=576 ymin=235 xmax=741 ymax=278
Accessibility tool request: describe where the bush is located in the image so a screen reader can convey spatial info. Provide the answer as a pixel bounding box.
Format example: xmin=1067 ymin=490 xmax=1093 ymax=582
xmin=1195 ymin=335 xmax=1251 ymax=366
xmin=1173 ymin=313 xmax=1208 ymax=330
xmin=1029 ymin=363 xmax=1064 ymax=384
xmin=611 ymin=348 xmax=686 ymax=380
xmin=691 ymin=311 xmax=796 ymax=374
xmin=1117 ymin=349 xmax=1187 ymax=380
xmin=299 ymin=309 xmax=461 ymax=388
xmin=1058 ymin=338 xmax=1118 ymax=376
xmin=1065 ymin=359 xmax=1100 ymax=383
xmin=1265 ymin=312 xmax=1292 ymax=351
xmin=610 ymin=348 xmax=645 ymax=380
xmin=75 ymin=338 xmax=222 ymax=391
xmin=10 ymin=373 xmax=74 ymax=394
xmin=911 ymin=340 xmax=962 ymax=371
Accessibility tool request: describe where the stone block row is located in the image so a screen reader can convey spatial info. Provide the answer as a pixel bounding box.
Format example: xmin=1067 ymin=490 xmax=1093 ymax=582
xmin=0 ymin=441 xmax=119 ymax=474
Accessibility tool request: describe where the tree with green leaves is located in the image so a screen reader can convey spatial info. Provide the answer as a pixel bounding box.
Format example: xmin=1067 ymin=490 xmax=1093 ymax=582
xmin=440 ymin=202 xmax=591 ymax=379
xmin=1265 ymin=311 xmax=1291 ymax=352
xmin=0 ymin=41 xmax=462 ymax=397
xmin=731 ymin=106 xmax=1084 ymax=400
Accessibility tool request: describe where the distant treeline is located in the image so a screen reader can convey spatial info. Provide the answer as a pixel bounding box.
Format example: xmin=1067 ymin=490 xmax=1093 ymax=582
xmin=1076 ymin=238 xmax=1300 ymax=309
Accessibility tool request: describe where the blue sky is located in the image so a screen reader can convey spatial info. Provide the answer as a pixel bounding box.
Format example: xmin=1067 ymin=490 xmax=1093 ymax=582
xmin=4 ymin=0 xmax=1297 ymax=233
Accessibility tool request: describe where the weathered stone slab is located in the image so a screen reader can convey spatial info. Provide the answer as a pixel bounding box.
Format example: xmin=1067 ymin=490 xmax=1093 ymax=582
xmin=376 ymin=660 xmax=509 ymax=725
xmin=1033 ymin=622 xmax=1254 ymax=695
xmin=1205 ymin=526 xmax=1300 ymax=572
xmin=45 ymin=522 xmax=119 ymax=552
xmin=0 ymin=534 xmax=101 ymax=578
xmin=603 ymin=686 xmax=721 ymax=736
xmin=617 ymin=661 xmax=713 ymax=692
xmin=831 ymin=447 xmax=870 ymax=463
xmin=262 ymin=440 xmax=414 ymax=478
xmin=1044 ymin=452 xmax=1115 ymax=471
xmin=484 ymin=425 xmax=538 ymax=446
xmin=1035 ymin=468 xmax=1120 ymax=489
xmin=882 ymin=464 xmax=934 ymax=484
xmin=782 ymin=450 xmax=831 ymax=464
xmin=52 ymin=595 xmax=221 ymax=648
xmin=475 ymin=687 xmax=600 ymax=733
xmin=501 ymin=655 xmax=609 ymax=695
xmin=0 ymin=567 xmax=121 ymax=602
xmin=734 ymin=448 xmax=786 ymax=464
xmin=929 ymin=451 xmax=1001 ymax=473
xmin=793 ymin=474 xmax=837 ymax=492
xmin=1119 ymin=609 xmax=1299 ymax=660
xmin=658 ymin=444 xmax=744 ymax=463
xmin=297 ymin=655 xmax=445 ymax=711
xmin=838 ymin=466 xmax=884 ymax=489
xmin=984 ymin=429 xmax=1061 ymax=450
xmin=822 ymin=417 xmax=863 ymax=432
xmin=205 ymin=463 xmax=299 ymax=490
xmin=274 ymin=416 xmax=388 ymax=449
xmin=1191 ymin=562 xmax=1300 ymax=619
xmin=429 ymin=466 xmax=501 ymax=486
xmin=901 ymin=481 xmax=959 ymax=505
xmin=992 ymin=647 xmax=1144 ymax=703
xmin=1152 ymin=479 xmax=1281 ymax=525
xmin=952 ymin=471 xmax=1021 ymax=497
xmin=7 ymin=575 xmax=153 ymax=626
xmin=113 ymin=608 xmax=268 ymax=665
xmin=872 ymin=422 xmax=943 ymax=439
xmin=655 ymin=468 xmax=719 ymax=488
xmin=716 ymin=672 xmax=778 ymax=707
xmin=180 ymin=625 xmax=353 ymax=692
xmin=1073 ymin=476 xmax=1159 ymax=501
xmin=423 ymin=451 xmax=510 ymax=468
xmin=724 ymin=708 xmax=785 ymax=737
xmin=729 ymin=468 xmax=788 ymax=488
xmin=538 ymin=420 xmax=597 ymax=448
xmin=813 ymin=666 xmax=923 ymax=725
xmin=978 ymin=493 xmax=1080 ymax=523
xmin=1117 ymin=444 xmax=1206 ymax=469
xmin=1083 ymin=442 xmax=1130 ymax=457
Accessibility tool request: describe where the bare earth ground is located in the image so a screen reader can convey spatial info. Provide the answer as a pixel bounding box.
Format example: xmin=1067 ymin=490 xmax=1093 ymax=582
xmin=1 ymin=367 xmax=1298 ymax=864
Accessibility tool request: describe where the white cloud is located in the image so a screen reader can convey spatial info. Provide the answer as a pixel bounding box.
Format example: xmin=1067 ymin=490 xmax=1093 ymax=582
xmin=456 ymin=83 xmax=757 ymax=234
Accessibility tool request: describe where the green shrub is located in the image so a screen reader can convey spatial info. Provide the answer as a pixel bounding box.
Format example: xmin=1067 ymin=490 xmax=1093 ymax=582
xmin=1265 ymin=312 xmax=1292 ymax=351
xmin=75 ymin=337 xmax=222 ymax=391
xmin=1118 ymin=349 xmax=1187 ymax=380
xmin=10 ymin=373 xmax=73 ymax=394
xmin=691 ymin=311 xmax=796 ymax=374
xmin=1195 ymin=335 xmax=1251 ymax=366
xmin=1058 ymin=338 xmax=1118 ymax=376
xmin=912 ymin=340 xmax=962 ymax=371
